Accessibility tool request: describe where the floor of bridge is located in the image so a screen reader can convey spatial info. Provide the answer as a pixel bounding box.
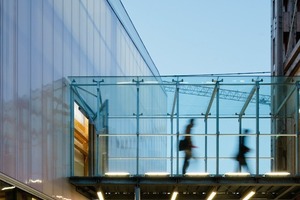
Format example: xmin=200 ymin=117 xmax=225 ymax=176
xmin=70 ymin=175 xmax=300 ymax=200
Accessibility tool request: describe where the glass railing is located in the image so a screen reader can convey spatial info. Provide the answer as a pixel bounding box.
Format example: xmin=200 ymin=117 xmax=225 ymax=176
xmin=69 ymin=75 xmax=300 ymax=176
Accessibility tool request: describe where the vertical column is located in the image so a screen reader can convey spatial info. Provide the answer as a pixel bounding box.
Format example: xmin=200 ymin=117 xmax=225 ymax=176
xmin=273 ymin=0 xmax=283 ymax=75
xmin=255 ymin=79 xmax=262 ymax=175
xmin=93 ymin=79 xmax=104 ymax=176
xmin=135 ymin=186 xmax=141 ymax=200
xmin=296 ymin=82 xmax=300 ymax=175
xmin=70 ymin=84 xmax=75 ymax=176
xmin=170 ymin=117 xmax=174 ymax=175
xmin=216 ymin=80 xmax=221 ymax=175
xmin=176 ymin=83 xmax=180 ymax=175
xmin=238 ymin=117 xmax=242 ymax=172
xmin=173 ymin=78 xmax=182 ymax=175
xmin=204 ymin=118 xmax=208 ymax=172
xmin=133 ymin=78 xmax=143 ymax=175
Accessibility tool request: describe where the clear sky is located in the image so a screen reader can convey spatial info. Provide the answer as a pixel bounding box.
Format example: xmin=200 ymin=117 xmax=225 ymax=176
xmin=121 ymin=0 xmax=271 ymax=76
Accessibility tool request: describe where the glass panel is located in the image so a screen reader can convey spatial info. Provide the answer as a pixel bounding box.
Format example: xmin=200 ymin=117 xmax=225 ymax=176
xmin=68 ymin=75 xmax=299 ymax=176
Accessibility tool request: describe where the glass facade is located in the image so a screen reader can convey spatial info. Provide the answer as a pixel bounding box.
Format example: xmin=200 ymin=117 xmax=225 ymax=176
xmin=0 ymin=0 xmax=160 ymax=199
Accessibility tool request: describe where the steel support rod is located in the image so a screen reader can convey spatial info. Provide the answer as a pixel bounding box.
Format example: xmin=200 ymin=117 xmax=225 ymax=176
xmin=238 ymin=117 xmax=242 ymax=172
xmin=172 ymin=78 xmax=183 ymax=175
xmin=215 ymin=79 xmax=222 ymax=175
xmin=135 ymin=186 xmax=141 ymax=200
xmin=133 ymin=78 xmax=143 ymax=175
xmin=94 ymin=79 xmax=104 ymax=175
xmin=255 ymin=79 xmax=262 ymax=175
xmin=204 ymin=118 xmax=208 ymax=172
xmin=171 ymin=117 xmax=174 ymax=175
xmin=70 ymin=85 xmax=75 ymax=176
xmin=296 ymin=82 xmax=300 ymax=174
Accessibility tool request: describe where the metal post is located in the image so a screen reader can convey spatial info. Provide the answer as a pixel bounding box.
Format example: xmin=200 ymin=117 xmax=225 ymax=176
xmin=204 ymin=118 xmax=208 ymax=172
xmin=238 ymin=117 xmax=242 ymax=172
xmin=216 ymin=80 xmax=221 ymax=175
xmin=176 ymin=80 xmax=180 ymax=175
xmin=176 ymin=86 xmax=179 ymax=175
xmin=93 ymin=79 xmax=104 ymax=176
xmin=255 ymin=79 xmax=262 ymax=175
xmin=171 ymin=117 xmax=174 ymax=175
xmin=172 ymin=78 xmax=183 ymax=175
xmin=70 ymin=84 xmax=75 ymax=176
xmin=296 ymin=82 xmax=300 ymax=174
xmin=134 ymin=186 xmax=141 ymax=200
xmin=133 ymin=78 xmax=143 ymax=175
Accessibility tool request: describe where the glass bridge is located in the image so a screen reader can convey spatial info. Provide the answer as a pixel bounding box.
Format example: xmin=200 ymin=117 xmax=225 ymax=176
xmin=68 ymin=75 xmax=300 ymax=200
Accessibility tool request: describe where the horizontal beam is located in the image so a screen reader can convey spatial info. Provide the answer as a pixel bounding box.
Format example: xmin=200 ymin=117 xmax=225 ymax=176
xmin=70 ymin=175 xmax=300 ymax=186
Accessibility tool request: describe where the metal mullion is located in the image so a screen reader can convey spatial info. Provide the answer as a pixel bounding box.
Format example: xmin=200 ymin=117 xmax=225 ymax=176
xmin=216 ymin=81 xmax=220 ymax=175
xmin=255 ymin=80 xmax=262 ymax=175
xmin=133 ymin=78 xmax=143 ymax=175
xmin=172 ymin=78 xmax=183 ymax=175
xmin=204 ymin=117 xmax=208 ymax=172
xmin=70 ymin=85 xmax=75 ymax=176
xmin=170 ymin=82 xmax=177 ymax=175
xmin=296 ymin=82 xmax=300 ymax=175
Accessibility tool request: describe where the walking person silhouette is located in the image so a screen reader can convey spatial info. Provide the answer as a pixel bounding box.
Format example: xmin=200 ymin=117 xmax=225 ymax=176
xmin=236 ymin=129 xmax=251 ymax=173
xmin=182 ymin=119 xmax=195 ymax=174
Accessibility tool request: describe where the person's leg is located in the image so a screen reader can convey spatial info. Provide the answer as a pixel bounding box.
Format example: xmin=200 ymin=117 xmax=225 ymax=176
xmin=182 ymin=150 xmax=191 ymax=174
xmin=244 ymin=161 xmax=251 ymax=173
xmin=182 ymin=156 xmax=189 ymax=174
xmin=236 ymin=162 xmax=241 ymax=172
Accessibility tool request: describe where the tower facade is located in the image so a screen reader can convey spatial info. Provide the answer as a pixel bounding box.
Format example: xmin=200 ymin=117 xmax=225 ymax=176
xmin=271 ymin=0 xmax=300 ymax=173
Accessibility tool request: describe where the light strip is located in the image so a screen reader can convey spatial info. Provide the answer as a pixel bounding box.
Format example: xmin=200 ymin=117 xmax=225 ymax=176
xmin=28 ymin=179 xmax=42 ymax=183
xmin=97 ymin=191 xmax=104 ymax=200
xmin=104 ymin=172 xmax=130 ymax=177
xmin=184 ymin=172 xmax=210 ymax=177
xmin=116 ymin=81 xmax=134 ymax=84
xmin=224 ymin=172 xmax=250 ymax=177
xmin=170 ymin=191 xmax=178 ymax=200
xmin=145 ymin=172 xmax=170 ymax=177
xmin=264 ymin=172 xmax=290 ymax=176
xmin=242 ymin=191 xmax=255 ymax=200
xmin=206 ymin=191 xmax=217 ymax=200
xmin=1 ymin=186 xmax=15 ymax=191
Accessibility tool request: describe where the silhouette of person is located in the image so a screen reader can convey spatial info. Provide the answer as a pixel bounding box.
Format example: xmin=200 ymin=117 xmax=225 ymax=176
xmin=236 ymin=129 xmax=251 ymax=173
xmin=182 ymin=119 xmax=195 ymax=174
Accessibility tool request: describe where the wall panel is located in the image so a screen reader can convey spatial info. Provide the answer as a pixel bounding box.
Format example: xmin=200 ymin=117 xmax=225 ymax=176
xmin=0 ymin=0 xmax=159 ymax=199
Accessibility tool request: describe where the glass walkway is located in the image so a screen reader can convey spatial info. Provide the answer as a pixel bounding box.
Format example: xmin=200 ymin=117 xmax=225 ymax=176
xmin=68 ymin=75 xmax=300 ymax=200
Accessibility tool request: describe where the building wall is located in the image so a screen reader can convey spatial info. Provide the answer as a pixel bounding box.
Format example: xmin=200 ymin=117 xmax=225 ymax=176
xmin=0 ymin=0 xmax=162 ymax=199
xmin=271 ymin=0 xmax=300 ymax=175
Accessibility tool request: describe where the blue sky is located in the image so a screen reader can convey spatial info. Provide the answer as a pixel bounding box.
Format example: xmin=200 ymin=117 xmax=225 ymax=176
xmin=121 ymin=0 xmax=271 ymax=75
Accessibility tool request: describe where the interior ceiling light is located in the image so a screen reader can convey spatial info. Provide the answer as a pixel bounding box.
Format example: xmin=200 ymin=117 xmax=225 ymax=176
xmin=242 ymin=190 xmax=255 ymax=200
xmin=206 ymin=191 xmax=217 ymax=200
xmin=170 ymin=191 xmax=178 ymax=200
xmin=97 ymin=191 xmax=104 ymax=200
xmin=264 ymin=172 xmax=290 ymax=176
